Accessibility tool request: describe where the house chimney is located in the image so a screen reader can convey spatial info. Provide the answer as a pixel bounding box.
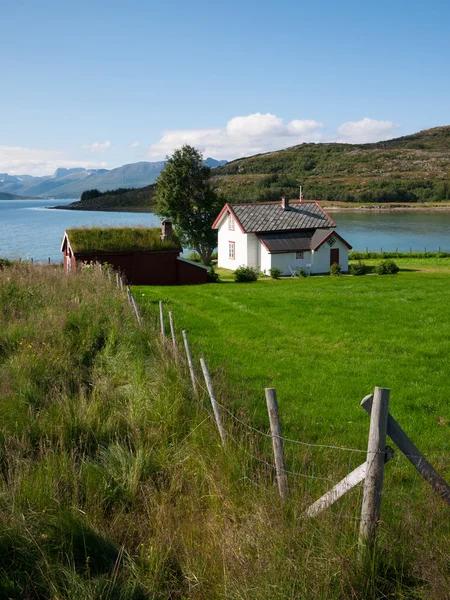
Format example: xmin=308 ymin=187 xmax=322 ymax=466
xmin=299 ymin=186 xmax=304 ymax=202
xmin=281 ymin=195 xmax=290 ymax=211
xmin=161 ymin=218 xmax=173 ymax=240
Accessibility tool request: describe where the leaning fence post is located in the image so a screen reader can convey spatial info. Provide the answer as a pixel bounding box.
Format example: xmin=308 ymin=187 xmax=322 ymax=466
xmin=359 ymin=386 xmax=390 ymax=555
xmin=200 ymin=358 xmax=226 ymax=446
xmin=169 ymin=311 xmax=177 ymax=353
xmin=361 ymin=394 xmax=450 ymax=505
xmin=265 ymin=388 xmax=288 ymax=500
xmin=182 ymin=330 xmax=196 ymax=393
xmin=159 ymin=301 xmax=165 ymax=340
xmin=131 ymin=295 xmax=142 ymax=326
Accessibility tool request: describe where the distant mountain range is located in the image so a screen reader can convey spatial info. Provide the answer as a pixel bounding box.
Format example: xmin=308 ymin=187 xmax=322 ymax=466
xmin=0 ymin=158 xmax=227 ymax=200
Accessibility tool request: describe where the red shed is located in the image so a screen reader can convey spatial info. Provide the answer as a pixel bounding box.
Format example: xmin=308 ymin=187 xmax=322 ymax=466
xmin=61 ymin=225 xmax=208 ymax=285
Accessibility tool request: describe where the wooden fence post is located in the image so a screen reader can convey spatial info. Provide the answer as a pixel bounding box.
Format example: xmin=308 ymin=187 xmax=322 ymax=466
xmin=361 ymin=394 xmax=450 ymax=506
xmin=131 ymin=295 xmax=142 ymax=326
xmin=200 ymin=358 xmax=226 ymax=446
xmin=359 ymin=386 xmax=390 ymax=554
xmin=159 ymin=301 xmax=165 ymax=340
xmin=265 ymin=388 xmax=288 ymax=500
xmin=169 ymin=311 xmax=177 ymax=352
xmin=305 ymin=447 xmax=394 ymax=517
xmin=182 ymin=330 xmax=196 ymax=393
xmin=115 ymin=272 xmax=120 ymax=288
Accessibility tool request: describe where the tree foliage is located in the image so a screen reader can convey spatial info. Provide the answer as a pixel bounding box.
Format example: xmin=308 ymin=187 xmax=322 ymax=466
xmin=155 ymin=146 xmax=223 ymax=265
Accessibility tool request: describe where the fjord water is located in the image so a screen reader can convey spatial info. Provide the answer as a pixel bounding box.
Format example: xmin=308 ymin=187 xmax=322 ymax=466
xmin=1 ymin=199 xmax=450 ymax=262
xmin=0 ymin=199 xmax=161 ymax=261
xmin=330 ymin=209 xmax=450 ymax=252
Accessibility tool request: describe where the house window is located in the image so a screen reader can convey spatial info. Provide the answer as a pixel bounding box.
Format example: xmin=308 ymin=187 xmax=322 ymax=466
xmin=327 ymin=236 xmax=336 ymax=247
xmin=228 ymin=215 xmax=235 ymax=230
xmin=296 ymin=252 xmax=304 ymax=259
xmin=228 ymin=242 xmax=235 ymax=260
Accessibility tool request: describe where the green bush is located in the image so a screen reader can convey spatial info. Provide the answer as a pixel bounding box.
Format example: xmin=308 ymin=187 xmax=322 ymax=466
xmin=375 ymin=259 xmax=400 ymax=275
xmin=269 ymin=267 xmax=283 ymax=279
xmin=234 ymin=265 xmax=260 ymax=283
xmin=207 ymin=266 xmax=221 ymax=283
xmin=185 ymin=252 xmax=201 ymax=263
xmin=329 ymin=263 xmax=341 ymax=276
xmin=296 ymin=267 xmax=308 ymax=277
xmin=349 ymin=261 xmax=367 ymax=276
xmin=0 ymin=258 xmax=12 ymax=269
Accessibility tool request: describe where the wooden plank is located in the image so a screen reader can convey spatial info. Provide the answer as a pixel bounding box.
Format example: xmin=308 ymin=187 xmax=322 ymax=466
xmin=200 ymin=358 xmax=226 ymax=446
xmin=169 ymin=311 xmax=177 ymax=351
xmin=182 ymin=330 xmax=197 ymax=393
xmin=305 ymin=447 xmax=394 ymax=517
xmin=361 ymin=394 xmax=450 ymax=506
xmin=131 ymin=295 xmax=142 ymax=326
xmin=359 ymin=387 xmax=390 ymax=550
xmin=265 ymin=388 xmax=288 ymax=500
xmin=159 ymin=301 xmax=165 ymax=340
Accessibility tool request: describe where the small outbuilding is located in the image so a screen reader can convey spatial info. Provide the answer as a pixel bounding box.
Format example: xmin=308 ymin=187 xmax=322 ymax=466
xmin=212 ymin=196 xmax=352 ymax=275
xmin=61 ymin=223 xmax=208 ymax=285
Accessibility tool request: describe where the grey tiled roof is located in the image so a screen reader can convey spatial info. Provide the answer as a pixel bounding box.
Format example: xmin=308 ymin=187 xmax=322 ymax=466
xmin=258 ymin=231 xmax=313 ymax=253
xmin=230 ymin=201 xmax=335 ymax=233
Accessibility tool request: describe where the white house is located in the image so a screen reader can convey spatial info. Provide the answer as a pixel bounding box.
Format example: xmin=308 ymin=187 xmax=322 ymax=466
xmin=212 ymin=196 xmax=352 ymax=275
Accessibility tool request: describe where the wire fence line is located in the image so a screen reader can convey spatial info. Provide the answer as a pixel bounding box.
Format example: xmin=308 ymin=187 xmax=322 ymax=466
xmin=113 ymin=271 xmax=450 ymax=530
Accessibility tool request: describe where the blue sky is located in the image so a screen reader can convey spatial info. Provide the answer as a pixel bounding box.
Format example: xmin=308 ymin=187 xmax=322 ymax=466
xmin=1 ymin=0 xmax=449 ymax=175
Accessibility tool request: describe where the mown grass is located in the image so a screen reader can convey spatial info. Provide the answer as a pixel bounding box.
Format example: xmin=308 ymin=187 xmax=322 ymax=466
xmin=135 ymin=259 xmax=450 ymax=597
xmin=1 ymin=263 xmax=449 ymax=598
xmin=67 ymin=226 xmax=180 ymax=253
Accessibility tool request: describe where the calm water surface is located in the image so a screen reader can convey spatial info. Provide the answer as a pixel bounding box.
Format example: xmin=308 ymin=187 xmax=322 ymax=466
xmin=330 ymin=210 xmax=450 ymax=252
xmin=0 ymin=199 xmax=161 ymax=261
xmin=1 ymin=200 xmax=450 ymax=261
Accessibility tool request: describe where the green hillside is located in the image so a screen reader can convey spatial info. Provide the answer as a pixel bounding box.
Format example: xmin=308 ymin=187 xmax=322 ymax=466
xmin=57 ymin=184 xmax=156 ymax=211
xmin=60 ymin=126 xmax=450 ymax=211
xmin=212 ymin=125 xmax=450 ymax=204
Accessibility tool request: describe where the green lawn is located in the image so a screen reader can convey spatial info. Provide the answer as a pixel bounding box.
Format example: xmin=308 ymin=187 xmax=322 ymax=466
xmin=134 ymin=259 xmax=450 ymax=464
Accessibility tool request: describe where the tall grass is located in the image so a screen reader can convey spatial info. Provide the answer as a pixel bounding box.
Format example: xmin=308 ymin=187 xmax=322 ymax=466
xmin=0 ymin=264 xmax=448 ymax=598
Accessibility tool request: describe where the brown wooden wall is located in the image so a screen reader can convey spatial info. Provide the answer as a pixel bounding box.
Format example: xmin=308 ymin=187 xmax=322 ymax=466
xmin=67 ymin=250 xmax=207 ymax=285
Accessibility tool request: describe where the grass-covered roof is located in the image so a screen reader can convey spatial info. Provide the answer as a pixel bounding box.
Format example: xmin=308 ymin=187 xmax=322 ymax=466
xmin=66 ymin=226 xmax=181 ymax=254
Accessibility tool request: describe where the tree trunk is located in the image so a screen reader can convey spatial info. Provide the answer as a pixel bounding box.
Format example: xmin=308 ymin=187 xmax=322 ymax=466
xmin=196 ymin=246 xmax=212 ymax=266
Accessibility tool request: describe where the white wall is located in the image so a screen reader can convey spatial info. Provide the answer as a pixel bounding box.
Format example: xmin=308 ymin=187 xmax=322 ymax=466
xmin=269 ymin=251 xmax=313 ymax=276
xmin=217 ymin=213 xmax=248 ymax=270
xmin=260 ymin=245 xmax=271 ymax=274
xmin=311 ymin=237 xmax=349 ymax=274
xmin=247 ymin=233 xmax=260 ymax=269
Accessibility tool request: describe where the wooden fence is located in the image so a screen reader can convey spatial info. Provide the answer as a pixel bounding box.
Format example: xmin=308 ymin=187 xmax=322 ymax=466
xmin=116 ymin=271 xmax=450 ymax=559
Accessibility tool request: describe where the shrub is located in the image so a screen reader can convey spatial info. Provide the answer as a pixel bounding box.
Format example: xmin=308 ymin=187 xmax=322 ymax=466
xmin=0 ymin=258 xmax=12 ymax=269
xmin=185 ymin=252 xmax=201 ymax=263
xmin=375 ymin=259 xmax=399 ymax=275
xmin=329 ymin=263 xmax=341 ymax=276
xmin=296 ymin=267 xmax=308 ymax=277
xmin=269 ymin=267 xmax=283 ymax=279
xmin=207 ymin=266 xmax=220 ymax=283
xmin=349 ymin=261 xmax=367 ymax=276
xmin=234 ymin=265 xmax=260 ymax=283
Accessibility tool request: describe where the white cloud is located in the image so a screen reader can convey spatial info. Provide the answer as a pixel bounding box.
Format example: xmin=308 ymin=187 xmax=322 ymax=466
xmin=129 ymin=141 xmax=140 ymax=148
xmin=149 ymin=113 xmax=326 ymax=160
xmin=337 ymin=118 xmax=399 ymax=143
xmin=81 ymin=140 xmax=112 ymax=153
xmin=0 ymin=146 xmax=108 ymax=176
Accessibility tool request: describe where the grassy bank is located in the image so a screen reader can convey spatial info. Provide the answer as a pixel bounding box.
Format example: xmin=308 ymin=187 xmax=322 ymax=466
xmin=1 ymin=263 xmax=449 ymax=598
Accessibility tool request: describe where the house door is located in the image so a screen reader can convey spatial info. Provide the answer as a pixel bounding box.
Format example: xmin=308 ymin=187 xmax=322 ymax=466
xmin=330 ymin=248 xmax=340 ymax=266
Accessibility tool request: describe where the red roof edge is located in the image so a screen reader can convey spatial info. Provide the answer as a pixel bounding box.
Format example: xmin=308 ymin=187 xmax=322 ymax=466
xmin=313 ymin=200 xmax=336 ymax=227
xmin=313 ymin=230 xmax=352 ymax=251
xmin=256 ymin=235 xmax=270 ymax=252
xmin=211 ymin=203 xmax=246 ymax=233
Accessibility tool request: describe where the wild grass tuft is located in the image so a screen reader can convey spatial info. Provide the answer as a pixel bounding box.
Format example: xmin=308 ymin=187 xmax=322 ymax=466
xmin=0 ymin=263 xmax=448 ymax=598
